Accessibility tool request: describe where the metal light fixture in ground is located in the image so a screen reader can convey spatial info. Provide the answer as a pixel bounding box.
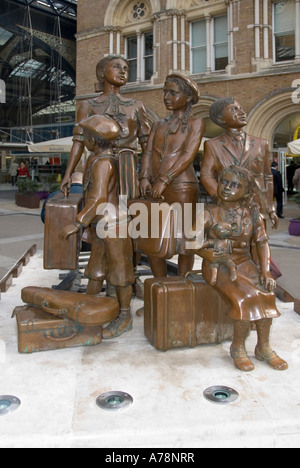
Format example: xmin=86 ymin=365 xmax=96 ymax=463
xmin=203 ymin=386 xmax=239 ymax=405
xmin=96 ymin=391 xmax=133 ymax=411
xmin=0 ymin=395 xmax=21 ymax=416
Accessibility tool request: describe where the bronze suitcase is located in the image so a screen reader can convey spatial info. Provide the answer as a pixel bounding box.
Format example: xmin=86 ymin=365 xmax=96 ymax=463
xmin=44 ymin=192 xmax=83 ymax=270
xmin=21 ymin=287 xmax=119 ymax=326
xmin=128 ymin=198 xmax=176 ymax=259
xmin=13 ymin=305 xmax=103 ymax=354
xmin=144 ymin=272 xmax=234 ymax=352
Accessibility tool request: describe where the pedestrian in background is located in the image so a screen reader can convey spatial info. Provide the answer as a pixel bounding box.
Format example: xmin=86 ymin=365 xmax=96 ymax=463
xmin=17 ymin=161 xmax=30 ymax=179
xmin=271 ymin=162 xmax=284 ymax=219
xmin=286 ymin=160 xmax=296 ymax=194
xmin=9 ymin=161 xmax=19 ymax=186
xmin=293 ymin=166 xmax=300 ymax=190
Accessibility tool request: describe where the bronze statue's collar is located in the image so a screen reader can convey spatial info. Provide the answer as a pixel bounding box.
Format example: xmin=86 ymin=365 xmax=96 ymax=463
xmin=226 ymin=129 xmax=246 ymax=142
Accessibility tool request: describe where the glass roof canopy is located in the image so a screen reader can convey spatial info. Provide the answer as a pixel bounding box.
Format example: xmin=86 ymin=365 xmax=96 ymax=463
xmin=0 ymin=0 xmax=77 ymax=134
xmin=11 ymin=0 xmax=77 ymax=19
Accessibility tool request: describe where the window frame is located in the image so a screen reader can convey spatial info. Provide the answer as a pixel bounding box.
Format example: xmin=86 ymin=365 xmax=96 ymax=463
xmin=272 ymin=0 xmax=296 ymax=64
xmin=125 ymin=30 xmax=154 ymax=83
xmin=126 ymin=35 xmax=138 ymax=83
xmin=190 ymin=13 xmax=229 ymax=75
xmin=190 ymin=19 xmax=207 ymax=75
xmin=212 ymin=14 xmax=229 ymax=72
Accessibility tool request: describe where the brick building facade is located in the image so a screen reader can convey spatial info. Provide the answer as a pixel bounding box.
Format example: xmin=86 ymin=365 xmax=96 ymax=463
xmin=75 ymin=0 xmax=300 ymax=151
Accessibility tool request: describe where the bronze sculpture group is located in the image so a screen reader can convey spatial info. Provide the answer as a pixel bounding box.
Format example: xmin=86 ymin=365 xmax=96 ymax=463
xmin=23 ymin=55 xmax=288 ymax=372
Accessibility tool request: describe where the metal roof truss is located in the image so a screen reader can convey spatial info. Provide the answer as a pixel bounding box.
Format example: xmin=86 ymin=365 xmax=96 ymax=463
xmin=11 ymin=0 xmax=77 ymax=19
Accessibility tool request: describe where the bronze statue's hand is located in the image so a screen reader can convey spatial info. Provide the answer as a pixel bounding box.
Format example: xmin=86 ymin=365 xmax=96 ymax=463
xmin=211 ymin=193 xmax=220 ymax=204
xmin=270 ymin=212 xmax=279 ymax=230
xmin=260 ymin=273 xmax=276 ymax=292
xmin=140 ymin=178 xmax=152 ymax=197
xmin=60 ymin=175 xmax=72 ymax=198
xmin=151 ymin=180 xmax=167 ymax=199
xmin=59 ymin=223 xmax=79 ymax=240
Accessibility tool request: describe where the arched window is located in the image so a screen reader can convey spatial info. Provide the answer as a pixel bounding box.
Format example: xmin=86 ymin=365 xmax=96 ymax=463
xmin=104 ymin=0 xmax=155 ymax=83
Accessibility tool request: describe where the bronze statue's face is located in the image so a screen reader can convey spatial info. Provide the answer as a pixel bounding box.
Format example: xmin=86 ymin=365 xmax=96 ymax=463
xmin=163 ymin=81 xmax=191 ymax=112
xmin=219 ymin=100 xmax=247 ymax=129
xmin=103 ymin=59 xmax=129 ymax=87
xmin=217 ymin=171 xmax=247 ymax=202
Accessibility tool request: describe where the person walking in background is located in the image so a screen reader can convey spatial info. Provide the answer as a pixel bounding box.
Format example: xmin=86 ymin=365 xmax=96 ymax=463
xmin=9 ymin=161 xmax=19 ymax=186
xmin=271 ymin=162 xmax=284 ymax=219
xmin=293 ymin=165 xmax=300 ymax=191
xmin=17 ymin=161 xmax=30 ymax=179
xmin=287 ymin=160 xmax=296 ymax=194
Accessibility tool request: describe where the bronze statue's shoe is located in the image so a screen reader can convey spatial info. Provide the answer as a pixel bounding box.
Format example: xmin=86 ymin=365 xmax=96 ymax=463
xmin=136 ymin=307 xmax=144 ymax=317
xmin=230 ymin=345 xmax=255 ymax=372
xmin=134 ymin=277 xmax=144 ymax=300
xmin=255 ymin=346 xmax=288 ymax=371
xmin=103 ymin=309 xmax=132 ymax=339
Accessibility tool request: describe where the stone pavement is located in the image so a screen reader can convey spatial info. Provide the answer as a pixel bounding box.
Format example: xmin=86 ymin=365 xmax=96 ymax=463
xmin=0 ymin=184 xmax=44 ymax=281
xmin=0 ymin=183 xmax=299 ymax=448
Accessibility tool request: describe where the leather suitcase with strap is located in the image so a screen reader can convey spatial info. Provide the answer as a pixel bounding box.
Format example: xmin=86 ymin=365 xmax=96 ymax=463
xmin=144 ymin=271 xmax=234 ymax=352
xmin=21 ymin=287 xmax=119 ymax=326
xmin=43 ymin=192 xmax=84 ymax=270
xmin=12 ymin=305 xmax=104 ymax=354
xmin=13 ymin=288 xmax=120 ymax=354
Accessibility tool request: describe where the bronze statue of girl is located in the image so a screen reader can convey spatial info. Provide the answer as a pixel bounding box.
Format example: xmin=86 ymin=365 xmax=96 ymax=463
xmin=194 ymin=165 xmax=288 ymax=372
xmin=139 ymin=72 xmax=205 ymax=277
xmin=60 ymin=55 xmax=151 ymax=198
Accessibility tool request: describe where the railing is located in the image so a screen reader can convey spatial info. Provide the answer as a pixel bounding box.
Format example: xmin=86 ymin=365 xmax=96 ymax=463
xmin=0 ymin=245 xmax=37 ymax=298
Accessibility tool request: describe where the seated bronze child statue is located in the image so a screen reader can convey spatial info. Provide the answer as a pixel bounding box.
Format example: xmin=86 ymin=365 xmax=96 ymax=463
xmin=193 ymin=165 xmax=288 ymax=372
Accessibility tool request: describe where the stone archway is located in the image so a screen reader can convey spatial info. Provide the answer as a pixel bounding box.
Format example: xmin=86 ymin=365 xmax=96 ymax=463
xmin=246 ymin=89 xmax=300 ymax=145
xmin=192 ymin=96 xmax=214 ymax=119
xmin=192 ymin=96 xmax=223 ymax=138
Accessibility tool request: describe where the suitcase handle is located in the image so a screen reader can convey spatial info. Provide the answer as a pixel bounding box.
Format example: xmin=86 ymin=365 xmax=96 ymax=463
xmin=44 ymin=328 xmax=79 ymax=342
xmin=41 ymin=301 xmax=68 ymax=317
xmin=185 ymin=270 xmax=202 ymax=278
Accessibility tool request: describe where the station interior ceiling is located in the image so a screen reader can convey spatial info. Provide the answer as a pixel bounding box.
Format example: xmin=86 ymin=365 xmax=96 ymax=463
xmin=0 ymin=0 xmax=77 ymax=143
xmin=0 ymin=0 xmax=299 ymax=154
